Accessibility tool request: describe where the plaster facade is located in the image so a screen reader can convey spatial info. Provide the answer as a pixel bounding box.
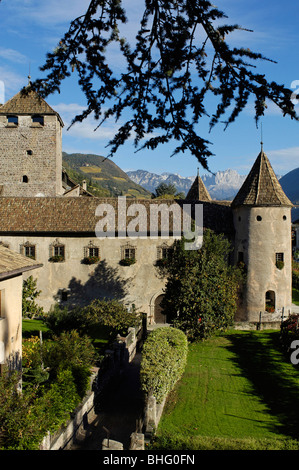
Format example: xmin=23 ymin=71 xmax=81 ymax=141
xmin=233 ymin=206 xmax=293 ymax=321
xmin=0 ymin=234 xmax=175 ymax=323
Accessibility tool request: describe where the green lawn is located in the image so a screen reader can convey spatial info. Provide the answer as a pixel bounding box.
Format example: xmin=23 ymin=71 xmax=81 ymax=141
xmin=22 ymin=318 xmax=52 ymax=338
xmin=22 ymin=318 xmax=110 ymax=355
xmin=293 ymin=288 xmax=299 ymax=306
xmin=153 ymin=330 xmax=299 ymax=450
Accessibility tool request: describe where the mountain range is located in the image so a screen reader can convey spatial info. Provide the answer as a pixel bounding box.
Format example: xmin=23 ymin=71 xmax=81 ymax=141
xmin=126 ymin=168 xmax=248 ymax=200
xmin=62 ymin=152 xmax=299 ymax=215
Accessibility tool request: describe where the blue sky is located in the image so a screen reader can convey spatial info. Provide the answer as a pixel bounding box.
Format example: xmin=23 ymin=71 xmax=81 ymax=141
xmin=1 ymin=0 xmax=298 ymax=177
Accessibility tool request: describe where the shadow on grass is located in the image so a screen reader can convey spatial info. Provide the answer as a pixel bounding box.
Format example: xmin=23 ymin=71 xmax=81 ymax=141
xmin=225 ymin=331 xmax=299 ymax=440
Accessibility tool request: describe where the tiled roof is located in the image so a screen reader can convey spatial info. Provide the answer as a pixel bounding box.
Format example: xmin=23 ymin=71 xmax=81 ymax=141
xmin=0 ymin=88 xmax=64 ymax=125
xmin=0 ymin=197 xmax=234 ymax=236
xmin=185 ymin=174 xmax=212 ymax=202
xmin=0 ymin=245 xmax=42 ymax=280
xmin=232 ymin=150 xmax=293 ymax=208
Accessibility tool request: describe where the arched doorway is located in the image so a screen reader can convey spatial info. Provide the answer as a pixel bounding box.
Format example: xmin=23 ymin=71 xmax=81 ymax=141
xmin=265 ymin=290 xmax=275 ymax=313
xmin=154 ymin=294 xmax=166 ymax=324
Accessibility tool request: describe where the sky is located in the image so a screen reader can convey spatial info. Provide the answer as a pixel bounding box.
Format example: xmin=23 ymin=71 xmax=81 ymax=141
xmin=0 ymin=0 xmax=299 ymax=178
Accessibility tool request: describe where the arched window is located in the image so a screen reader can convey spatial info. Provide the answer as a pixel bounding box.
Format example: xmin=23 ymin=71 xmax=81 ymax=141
xmin=22 ymin=175 xmax=28 ymax=183
xmin=265 ymin=290 xmax=275 ymax=313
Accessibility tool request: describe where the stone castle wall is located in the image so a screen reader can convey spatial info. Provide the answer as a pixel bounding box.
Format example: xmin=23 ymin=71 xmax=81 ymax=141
xmin=0 ymin=114 xmax=63 ymax=196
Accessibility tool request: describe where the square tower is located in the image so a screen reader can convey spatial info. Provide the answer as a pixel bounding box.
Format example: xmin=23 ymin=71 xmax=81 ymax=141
xmin=0 ymin=88 xmax=64 ymax=196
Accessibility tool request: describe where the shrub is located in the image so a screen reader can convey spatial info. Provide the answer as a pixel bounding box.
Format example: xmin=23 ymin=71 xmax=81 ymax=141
xmin=119 ymin=257 xmax=136 ymax=266
xmin=293 ymin=263 xmax=299 ymax=290
xmin=36 ymin=369 xmax=81 ymax=433
xmin=44 ymin=330 xmax=97 ymax=396
xmin=280 ymin=314 xmax=299 ymax=353
xmin=82 ymin=299 xmax=140 ymax=336
xmin=276 ymin=260 xmax=284 ymax=270
xmin=0 ymin=367 xmax=81 ymax=450
xmin=22 ymin=276 xmax=44 ymax=319
xmin=140 ymin=327 xmax=188 ymax=403
xmin=48 ymin=255 xmax=64 ymax=262
xmin=81 ymin=256 xmax=100 ymax=264
xmin=43 ymin=304 xmax=94 ymax=335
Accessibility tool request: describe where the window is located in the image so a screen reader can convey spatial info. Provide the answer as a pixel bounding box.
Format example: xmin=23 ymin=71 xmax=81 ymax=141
xmin=26 ymin=150 xmax=33 ymax=156
xmin=156 ymin=244 xmax=173 ymax=267
xmin=22 ymin=175 xmax=28 ymax=183
xmin=32 ymin=115 xmax=44 ymax=125
xmin=120 ymin=244 xmax=136 ymax=265
xmin=21 ymin=242 xmax=36 ymax=260
xmin=7 ymin=115 xmax=18 ymax=125
xmin=49 ymin=240 xmax=65 ymax=262
xmin=276 ymin=252 xmax=284 ymax=269
xmin=89 ymin=247 xmax=99 ymax=258
xmin=256 ymin=215 xmax=262 ymax=221
xmin=61 ymin=291 xmax=68 ymax=302
xmin=265 ymin=290 xmax=275 ymax=313
xmin=82 ymin=241 xmax=100 ymax=264
xmin=124 ymin=247 xmax=135 ymax=259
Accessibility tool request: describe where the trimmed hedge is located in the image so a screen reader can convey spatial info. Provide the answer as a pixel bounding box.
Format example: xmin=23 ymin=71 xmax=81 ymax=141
xmin=140 ymin=327 xmax=188 ymax=403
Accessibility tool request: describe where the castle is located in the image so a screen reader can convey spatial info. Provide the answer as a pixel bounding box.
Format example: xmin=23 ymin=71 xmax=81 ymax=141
xmin=0 ymin=88 xmax=294 ymax=326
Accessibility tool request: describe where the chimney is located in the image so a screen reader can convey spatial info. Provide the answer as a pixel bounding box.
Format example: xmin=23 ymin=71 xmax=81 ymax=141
xmin=82 ymin=180 xmax=87 ymax=191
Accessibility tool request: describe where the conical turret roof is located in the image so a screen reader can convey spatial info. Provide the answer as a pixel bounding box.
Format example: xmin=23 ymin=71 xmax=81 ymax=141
xmin=0 ymin=88 xmax=64 ymax=126
xmin=232 ymin=149 xmax=293 ymax=208
xmin=186 ymin=172 xmax=212 ymax=201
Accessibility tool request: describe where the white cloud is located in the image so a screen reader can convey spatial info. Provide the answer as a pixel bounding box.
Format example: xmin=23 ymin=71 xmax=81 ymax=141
xmin=0 ymin=48 xmax=28 ymax=64
xmin=54 ymin=102 xmax=124 ymax=141
xmin=0 ymin=67 xmax=25 ymax=99
xmin=267 ymin=147 xmax=299 ymax=174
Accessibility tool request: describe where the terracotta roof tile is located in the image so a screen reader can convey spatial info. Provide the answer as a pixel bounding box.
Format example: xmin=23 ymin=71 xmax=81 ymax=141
xmin=0 ymin=197 xmax=234 ymax=236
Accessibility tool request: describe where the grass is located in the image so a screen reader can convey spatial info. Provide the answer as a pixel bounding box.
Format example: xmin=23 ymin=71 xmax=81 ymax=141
xmin=153 ymin=330 xmax=299 ymax=450
xmin=22 ymin=318 xmax=52 ymax=338
xmin=22 ymin=318 xmax=111 ymax=355
xmin=293 ymin=287 xmax=299 ymax=306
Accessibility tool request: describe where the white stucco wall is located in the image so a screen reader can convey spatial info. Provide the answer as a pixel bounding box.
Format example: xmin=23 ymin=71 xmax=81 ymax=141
xmin=0 ymin=275 xmax=23 ymax=369
xmin=233 ymin=206 xmax=293 ymax=322
xmin=0 ymin=235 xmax=176 ymax=323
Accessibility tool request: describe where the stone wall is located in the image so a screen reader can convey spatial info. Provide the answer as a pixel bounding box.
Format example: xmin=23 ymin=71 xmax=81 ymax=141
xmin=0 ymin=115 xmax=63 ymax=196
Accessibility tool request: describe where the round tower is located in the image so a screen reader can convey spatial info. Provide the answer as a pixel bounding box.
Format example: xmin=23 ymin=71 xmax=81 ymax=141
xmin=231 ymin=148 xmax=293 ymax=323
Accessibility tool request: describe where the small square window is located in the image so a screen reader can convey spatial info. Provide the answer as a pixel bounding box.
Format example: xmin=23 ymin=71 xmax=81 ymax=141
xmin=32 ymin=115 xmax=44 ymax=125
xmin=7 ymin=115 xmax=18 ymax=125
